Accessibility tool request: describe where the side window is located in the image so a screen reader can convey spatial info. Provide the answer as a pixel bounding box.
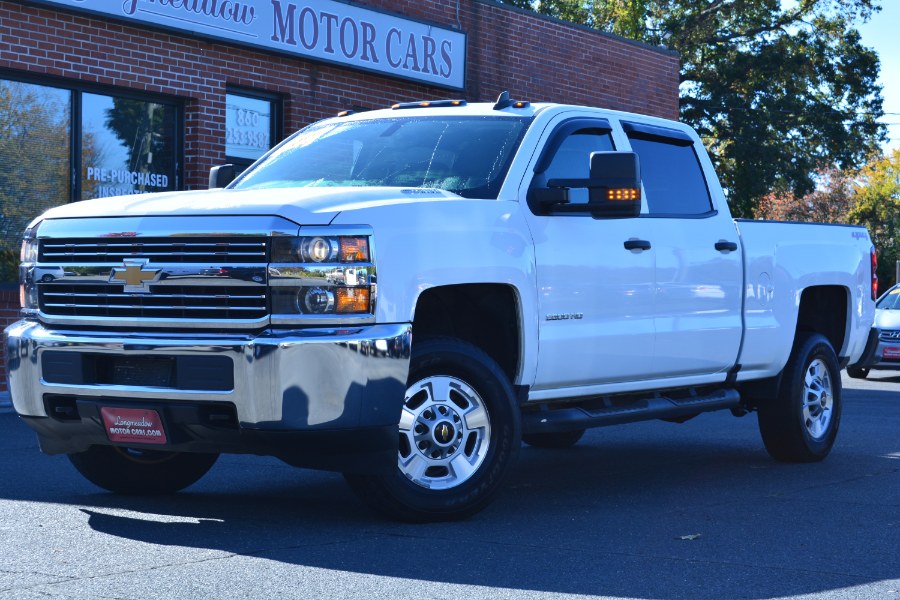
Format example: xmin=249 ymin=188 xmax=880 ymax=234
xmin=544 ymin=129 xmax=615 ymax=180
xmin=625 ymin=125 xmax=712 ymax=216
xmin=542 ymin=129 xmax=614 ymax=204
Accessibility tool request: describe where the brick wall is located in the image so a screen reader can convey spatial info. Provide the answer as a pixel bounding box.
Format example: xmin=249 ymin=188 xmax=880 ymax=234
xmin=0 ymin=0 xmax=680 ymax=392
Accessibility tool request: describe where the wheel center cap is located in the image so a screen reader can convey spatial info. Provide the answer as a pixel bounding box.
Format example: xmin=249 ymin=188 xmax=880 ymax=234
xmin=433 ymin=421 xmax=456 ymax=445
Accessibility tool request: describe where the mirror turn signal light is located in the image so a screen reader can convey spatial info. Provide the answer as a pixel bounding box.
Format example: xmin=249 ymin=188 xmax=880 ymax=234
xmin=607 ymin=188 xmax=641 ymax=201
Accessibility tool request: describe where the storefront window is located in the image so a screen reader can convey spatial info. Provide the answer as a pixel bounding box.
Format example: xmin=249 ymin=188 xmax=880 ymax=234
xmin=81 ymin=93 xmax=177 ymax=200
xmin=0 ymin=80 xmax=71 ymax=283
xmin=0 ymin=76 xmax=182 ymax=285
xmin=226 ymin=91 xmax=279 ymax=171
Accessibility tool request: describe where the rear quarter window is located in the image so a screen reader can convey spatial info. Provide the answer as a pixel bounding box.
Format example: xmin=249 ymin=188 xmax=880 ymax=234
xmin=625 ymin=124 xmax=713 ymax=216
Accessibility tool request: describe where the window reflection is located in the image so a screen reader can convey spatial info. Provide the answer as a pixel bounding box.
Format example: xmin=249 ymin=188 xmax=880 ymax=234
xmin=0 ymin=80 xmax=70 ymax=283
xmin=81 ymin=93 xmax=176 ymax=200
xmin=544 ymin=129 xmax=614 ymax=204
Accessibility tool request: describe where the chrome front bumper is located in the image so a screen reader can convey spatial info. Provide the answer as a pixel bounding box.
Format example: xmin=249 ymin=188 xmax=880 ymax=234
xmin=6 ymin=319 xmax=411 ymax=443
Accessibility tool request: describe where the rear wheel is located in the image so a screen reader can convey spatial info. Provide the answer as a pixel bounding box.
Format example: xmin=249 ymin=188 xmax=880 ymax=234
xmin=522 ymin=429 xmax=585 ymax=448
xmin=758 ymin=333 xmax=841 ymax=462
xmin=345 ymin=338 xmax=520 ymax=522
xmin=68 ymin=446 xmax=218 ymax=494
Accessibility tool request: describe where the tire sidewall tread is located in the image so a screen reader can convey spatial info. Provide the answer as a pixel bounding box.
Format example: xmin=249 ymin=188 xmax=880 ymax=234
xmin=758 ymin=332 xmax=842 ymax=463
xmin=346 ymin=337 xmax=521 ymax=522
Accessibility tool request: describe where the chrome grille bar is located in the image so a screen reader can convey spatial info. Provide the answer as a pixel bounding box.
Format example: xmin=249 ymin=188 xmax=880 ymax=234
xmin=39 ymin=237 xmax=267 ymax=263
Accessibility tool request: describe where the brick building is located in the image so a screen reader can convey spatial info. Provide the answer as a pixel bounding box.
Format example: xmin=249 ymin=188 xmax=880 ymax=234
xmin=0 ymin=0 xmax=679 ymax=393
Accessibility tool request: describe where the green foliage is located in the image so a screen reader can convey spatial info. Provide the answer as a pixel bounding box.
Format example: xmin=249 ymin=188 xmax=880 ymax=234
xmin=0 ymin=248 xmax=19 ymax=284
xmin=754 ymin=150 xmax=900 ymax=288
xmin=496 ymin=0 xmax=886 ymax=217
xmin=848 ymin=150 xmax=900 ymax=287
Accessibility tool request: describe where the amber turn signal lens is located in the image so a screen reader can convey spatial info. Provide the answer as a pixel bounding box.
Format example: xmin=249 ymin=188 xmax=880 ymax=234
xmin=607 ymin=188 xmax=640 ymax=201
xmin=336 ymin=288 xmax=370 ymax=313
xmin=340 ymin=237 xmax=369 ymax=262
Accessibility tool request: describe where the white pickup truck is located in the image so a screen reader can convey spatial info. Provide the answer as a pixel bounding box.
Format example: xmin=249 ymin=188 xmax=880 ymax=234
xmin=5 ymin=93 xmax=878 ymax=522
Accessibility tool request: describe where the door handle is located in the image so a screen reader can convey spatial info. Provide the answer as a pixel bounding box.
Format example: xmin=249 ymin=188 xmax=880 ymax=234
xmin=624 ymin=239 xmax=651 ymax=251
xmin=715 ymin=241 xmax=738 ymax=252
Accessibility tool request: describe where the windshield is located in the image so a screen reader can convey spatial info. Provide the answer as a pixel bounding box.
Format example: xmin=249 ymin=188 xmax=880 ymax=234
xmin=232 ymin=116 xmax=530 ymax=199
xmin=877 ymin=286 xmax=900 ymax=309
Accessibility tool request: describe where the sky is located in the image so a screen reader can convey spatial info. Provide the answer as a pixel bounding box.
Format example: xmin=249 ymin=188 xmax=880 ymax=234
xmin=858 ymin=1 xmax=900 ymax=153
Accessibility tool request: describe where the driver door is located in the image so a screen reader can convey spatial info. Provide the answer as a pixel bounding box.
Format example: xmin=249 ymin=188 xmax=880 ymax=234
xmin=524 ymin=116 xmax=657 ymax=392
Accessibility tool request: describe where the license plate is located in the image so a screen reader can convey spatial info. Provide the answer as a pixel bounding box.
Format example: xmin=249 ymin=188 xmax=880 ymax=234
xmin=101 ymin=407 xmax=168 ymax=445
xmin=884 ymin=346 xmax=900 ymax=361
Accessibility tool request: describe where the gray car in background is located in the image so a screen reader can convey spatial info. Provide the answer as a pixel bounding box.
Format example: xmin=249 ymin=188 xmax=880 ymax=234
xmin=848 ymin=284 xmax=900 ymax=378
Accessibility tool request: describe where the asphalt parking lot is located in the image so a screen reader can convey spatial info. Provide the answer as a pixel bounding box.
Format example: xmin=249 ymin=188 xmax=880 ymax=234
xmin=0 ymin=372 xmax=897 ymax=600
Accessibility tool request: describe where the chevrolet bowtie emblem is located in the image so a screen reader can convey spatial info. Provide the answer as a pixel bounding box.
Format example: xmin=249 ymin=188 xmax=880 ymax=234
xmin=109 ymin=259 xmax=160 ymax=293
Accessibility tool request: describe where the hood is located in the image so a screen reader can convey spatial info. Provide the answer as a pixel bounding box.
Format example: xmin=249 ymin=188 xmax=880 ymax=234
xmin=40 ymin=186 xmax=463 ymax=226
xmin=875 ymin=308 xmax=900 ymax=330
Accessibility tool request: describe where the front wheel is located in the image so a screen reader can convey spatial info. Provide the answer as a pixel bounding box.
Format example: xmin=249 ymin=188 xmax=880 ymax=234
xmin=68 ymin=446 xmax=219 ymax=494
xmin=757 ymin=333 xmax=841 ymax=462
xmin=345 ymin=338 xmax=521 ymax=522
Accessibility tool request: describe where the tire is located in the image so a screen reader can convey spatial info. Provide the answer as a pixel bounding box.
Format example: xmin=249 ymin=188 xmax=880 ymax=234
xmin=344 ymin=338 xmax=521 ymax=522
xmin=68 ymin=446 xmax=218 ymax=494
xmin=522 ymin=429 xmax=585 ymax=448
xmin=40 ymin=274 xmax=54 ymax=282
xmin=846 ymin=365 xmax=869 ymax=379
xmin=757 ymin=333 xmax=841 ymax=462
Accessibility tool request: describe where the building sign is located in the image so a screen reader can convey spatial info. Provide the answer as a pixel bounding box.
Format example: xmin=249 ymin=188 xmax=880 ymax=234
xmin=33 ymin=0 xmax=467 ymax=89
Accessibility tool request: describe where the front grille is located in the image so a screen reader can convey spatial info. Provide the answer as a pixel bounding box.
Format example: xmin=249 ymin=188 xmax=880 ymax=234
xmin=39 ymin=237 xmax=267 ymax=264
xmin=39 ymin=284 xmax=267 ymax=320
xmin=879 ymin=329 xmax=900 ymax=342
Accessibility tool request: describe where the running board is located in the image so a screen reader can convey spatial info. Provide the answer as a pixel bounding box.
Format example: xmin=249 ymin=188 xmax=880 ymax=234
xmin=521 ymin=388 xmax=741 ymax=434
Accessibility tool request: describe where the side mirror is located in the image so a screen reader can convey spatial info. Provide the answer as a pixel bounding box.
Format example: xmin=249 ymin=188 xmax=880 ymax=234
xmin=209 ymin=164 xmax=236 ymax=189
xmin=529 ymin=151 xmax=642 ymax=218
xmin=586 ymin=151 xmax=641 ymax=218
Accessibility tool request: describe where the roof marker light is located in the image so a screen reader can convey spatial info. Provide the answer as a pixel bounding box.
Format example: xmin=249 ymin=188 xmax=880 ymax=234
xmin=391 ymin=99 xmax=468 ymax=110
xmin=493 ymin=91 xmax=530 ymax=110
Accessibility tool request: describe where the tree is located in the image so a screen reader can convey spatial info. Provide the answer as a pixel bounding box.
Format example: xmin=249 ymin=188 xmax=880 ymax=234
xmin=753 ymin=166 xmax=856 ymax=223
xmin=532 ymin=0 xmax=649 ymax=39
xmin=499 ymin=1 xmax=886 ymax=217
xmin=104 ymin=98 xmax=176 ymax=193
xmin=848 ymin=149 xmax=900 ymax=288
xmin=0 ymin=81 xmax=70 ymax=281
xmin=752 ymin=150 xmax=900 ymax=288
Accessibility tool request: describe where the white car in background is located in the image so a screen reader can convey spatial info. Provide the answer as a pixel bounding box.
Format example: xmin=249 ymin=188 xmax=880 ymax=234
xmin=32 ymin=266 xmax=75 ymax=282
xmin=847 ymin=284 xmax=900 ymax=378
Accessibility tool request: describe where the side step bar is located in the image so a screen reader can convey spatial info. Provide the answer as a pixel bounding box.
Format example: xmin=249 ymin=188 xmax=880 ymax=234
xmin=521 ymin=388 xmax=741 ymax=435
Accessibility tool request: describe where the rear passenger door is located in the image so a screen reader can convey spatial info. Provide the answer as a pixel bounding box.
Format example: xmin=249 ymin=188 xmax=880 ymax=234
xmin=622 ymin=122 xmax=743 ymax=379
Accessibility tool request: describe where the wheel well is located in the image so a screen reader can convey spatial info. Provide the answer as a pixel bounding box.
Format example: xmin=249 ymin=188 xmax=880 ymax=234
xmin=412 ymin=284 xmax=520 ymax=382
xmin=796 ymin=286 xmax=848 ymax=357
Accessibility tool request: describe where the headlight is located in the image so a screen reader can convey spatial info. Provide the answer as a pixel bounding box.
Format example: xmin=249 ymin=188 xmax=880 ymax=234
xmin=273 ymin=235 xmax=369 ymax=263
xmin=269 ymin=231 xmax=375 ymax=324
xmin=20 ymin=227 xmax=38 ymax=264
xmin=19 ymin=226 xmax=39 ymax=313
